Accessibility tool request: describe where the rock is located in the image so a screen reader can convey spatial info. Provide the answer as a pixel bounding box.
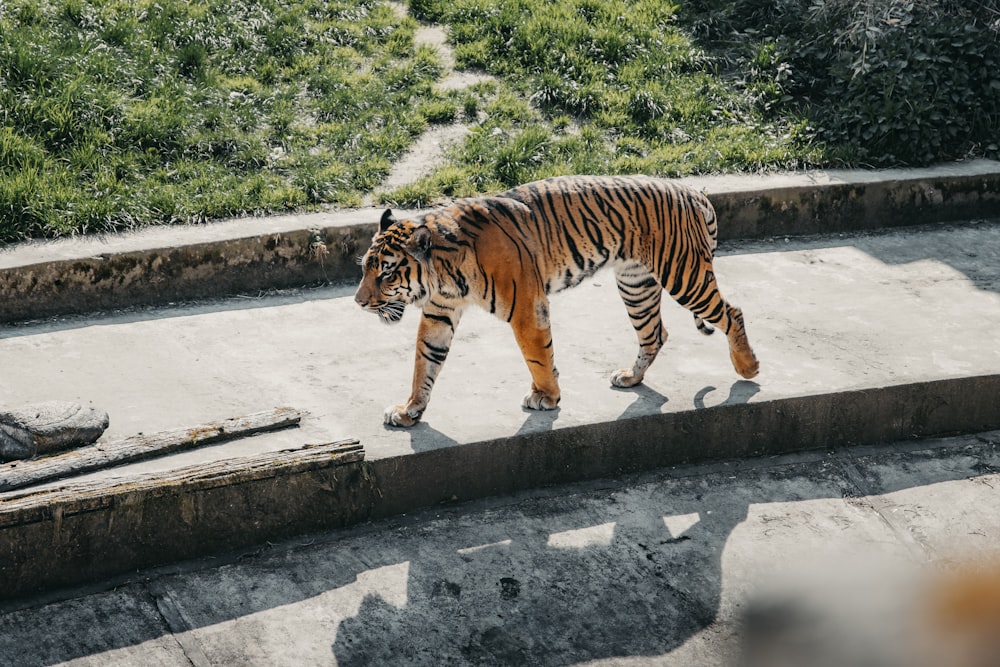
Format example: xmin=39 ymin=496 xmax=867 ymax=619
xmin=0 ymin=401 xmax=109 ymax=461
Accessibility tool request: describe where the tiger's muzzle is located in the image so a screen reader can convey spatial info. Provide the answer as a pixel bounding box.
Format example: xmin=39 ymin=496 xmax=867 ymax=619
xmin=354 ymin=284 xmax=407 ymax=325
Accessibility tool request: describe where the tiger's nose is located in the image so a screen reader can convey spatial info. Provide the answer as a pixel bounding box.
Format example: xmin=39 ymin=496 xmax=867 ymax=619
xmin=354 ymin=291 xmax=369 ymax=308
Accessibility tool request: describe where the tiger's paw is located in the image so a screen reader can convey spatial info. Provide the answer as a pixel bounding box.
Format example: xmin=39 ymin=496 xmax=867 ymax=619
xmin=522 ymin=389 xmax=560 ymax=411
xmin=610 ymin=368 xmax=644 ymax=388
xmin=384 ymin=404 xmax=421 ymax=428
xmin=731 ymin=348 xmax=760 ymax=380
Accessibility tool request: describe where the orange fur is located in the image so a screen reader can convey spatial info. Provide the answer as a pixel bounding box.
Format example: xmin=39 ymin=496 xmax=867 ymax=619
xmin=355 ymin=175 xmax=759 ymax=427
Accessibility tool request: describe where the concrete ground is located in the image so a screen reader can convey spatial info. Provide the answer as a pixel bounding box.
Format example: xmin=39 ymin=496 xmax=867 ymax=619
xmin=2 ymin=430 xmax=1000 ymax=666
xmin=1 ymin=163 xmax=999 ymax=664
xmin=1 ymin=220 xmax=998 ymax=472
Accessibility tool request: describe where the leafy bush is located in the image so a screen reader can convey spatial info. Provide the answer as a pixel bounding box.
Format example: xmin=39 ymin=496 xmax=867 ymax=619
xmin=680 ymin=0 xmax=1000 ymax=165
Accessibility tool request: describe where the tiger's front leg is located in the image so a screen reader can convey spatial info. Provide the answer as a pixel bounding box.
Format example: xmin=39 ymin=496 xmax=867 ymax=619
xmin=510 ymin=296 xmax=560 ymax=411
xmin=385 ymin=302 xmax=462 ymax=427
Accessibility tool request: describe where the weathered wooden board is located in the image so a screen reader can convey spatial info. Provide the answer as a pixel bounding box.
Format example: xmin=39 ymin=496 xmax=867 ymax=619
xmin=0 ymin=439 xmax=370 ymax=600
xmin=0 ymin=407 xmax=304 ymax=492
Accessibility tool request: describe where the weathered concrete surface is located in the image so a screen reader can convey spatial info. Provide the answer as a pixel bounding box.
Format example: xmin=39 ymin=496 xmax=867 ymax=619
xmin=0 ymin=160 xmax=997 ymax=323
xmin=1 ymin=219 xmax=999 ymax=597
xmin=3 ymin=375 xmax=996 ymax=600
xmin=3 ymin=220 xmax=997 ymax=462
xmin=1 ymin=431 xmax=998 ymax=666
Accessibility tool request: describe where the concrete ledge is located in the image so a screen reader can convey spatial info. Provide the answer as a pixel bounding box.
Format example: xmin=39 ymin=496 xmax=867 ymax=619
xmin=367 ymin=374 xmax=1000 ymax=515
xmin=708 ymin=167 xmax=1000 ymax=240
xmin=3 ymin=375 xmax=998 ymax=601
xmin=1 ymin=161 xmax=998 ymax=324
xmin=0 ymin=226 xmax=374 ymax=324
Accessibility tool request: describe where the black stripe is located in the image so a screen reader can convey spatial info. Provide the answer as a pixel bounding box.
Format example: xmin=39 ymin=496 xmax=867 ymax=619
xmin=507 ymin=279 xmax=517 ymax=322
xmin=423 ymin=312 xmax=454 ymax=329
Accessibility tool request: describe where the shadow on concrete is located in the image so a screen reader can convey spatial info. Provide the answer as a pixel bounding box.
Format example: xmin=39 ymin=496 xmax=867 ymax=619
xmin=0 ymin=283 xmax=358 ymax=341
xmin=328 ymin=435 xmax=998 ymax=666
xmin=850 ymin=220 xmax=1000 ymax=297
xmin=609 ymin=379 xmax=757 ymax=424
xmin=722 ymin=219 xmax=1000 ymax=298
xmin=2 ymin=434 xmax=997 ymax=666
xmin=694 ymin=380 xmax=761 ymax=410
xmin=514 ymin=408 xmax=561 ymax=437
xmin=385 ymin=405 xmax=561 ymax=454
xmin=613 ymin=383 xmax=670 ymax=421
xmin=330 ymin=486 xmax=738 ymax=665
xmin=397 ymin=420 xmax=462 ymax=453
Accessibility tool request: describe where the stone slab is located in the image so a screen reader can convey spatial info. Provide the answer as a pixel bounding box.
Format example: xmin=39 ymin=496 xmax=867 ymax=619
xmin=0 ymin=401 xmax=108 ymax=461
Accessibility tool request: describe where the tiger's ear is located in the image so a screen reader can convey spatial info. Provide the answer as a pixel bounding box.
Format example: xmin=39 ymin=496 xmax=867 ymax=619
xmin=380 ymin=209 xmax=396 ymax=232
xmin=409 ymin=225 xmax=433 ymax=261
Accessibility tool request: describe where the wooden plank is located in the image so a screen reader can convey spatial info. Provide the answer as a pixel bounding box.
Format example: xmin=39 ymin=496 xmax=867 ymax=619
xmin=0 ymin=439 xmax=364 ymax=527
xmin=0 ymin=439 xmax=368 ymax=600
xmin=0 ymin=407 xmax=304 ymax=493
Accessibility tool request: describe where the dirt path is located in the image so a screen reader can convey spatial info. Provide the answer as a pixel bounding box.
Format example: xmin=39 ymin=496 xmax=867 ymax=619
xmin=368 ymin=5 xmax=494 ymax=205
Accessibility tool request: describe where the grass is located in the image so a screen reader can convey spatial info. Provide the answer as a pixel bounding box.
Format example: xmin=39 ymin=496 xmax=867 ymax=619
xmin=381 ymin=0 xmax=823 ymax=206
xmin=3 ymin=0 xmax=992 ymax=239
xmin=0 ymin=0 xmax=448 ymax=241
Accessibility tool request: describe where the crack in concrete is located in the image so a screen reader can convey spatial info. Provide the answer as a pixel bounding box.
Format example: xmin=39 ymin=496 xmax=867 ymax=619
xmin=145 ymin=580 xmax=212 ymax=667
xmin=837 ymin=457 xmax=936 ymax=560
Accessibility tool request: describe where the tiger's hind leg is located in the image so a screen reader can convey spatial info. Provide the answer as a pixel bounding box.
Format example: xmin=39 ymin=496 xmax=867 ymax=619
xmin=693 ymin=315 xmax=714 ymax=335
xmin=671 ymin=267 xmax=759 ymax=379
xmin=611 ymin=262 xmax=667 ymax=388
xmin=722 ymin=305 xmax=760 ymax=379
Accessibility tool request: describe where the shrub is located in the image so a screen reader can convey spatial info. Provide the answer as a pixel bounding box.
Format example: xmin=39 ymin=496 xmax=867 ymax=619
xmin=680 ymin=0 xmax=1000 ymax=165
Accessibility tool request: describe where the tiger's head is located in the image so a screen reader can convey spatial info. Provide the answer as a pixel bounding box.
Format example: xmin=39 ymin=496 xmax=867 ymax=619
xmin=354 ymin=209 xmax=434 ymax=324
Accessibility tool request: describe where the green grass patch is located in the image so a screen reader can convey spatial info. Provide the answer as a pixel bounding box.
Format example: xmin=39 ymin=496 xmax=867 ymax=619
xmin=0 ymin=0 xmax=442 ymax=241
xmin=4 ymin=0 xmax=994 ymax=240
xmin=385 ymin=0 xmax=823 ymax=205
xmin=388 ymin=0 xmax=995 ymax=206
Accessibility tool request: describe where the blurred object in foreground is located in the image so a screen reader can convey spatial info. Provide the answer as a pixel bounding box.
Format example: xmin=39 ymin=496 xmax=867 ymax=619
xmin=738 ymin=553 xmax=1000 ymax=667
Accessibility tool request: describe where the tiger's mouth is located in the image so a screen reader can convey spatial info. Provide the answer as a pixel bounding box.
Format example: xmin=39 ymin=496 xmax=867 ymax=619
xmin=371 ymin=301 xmax=406 ymax=324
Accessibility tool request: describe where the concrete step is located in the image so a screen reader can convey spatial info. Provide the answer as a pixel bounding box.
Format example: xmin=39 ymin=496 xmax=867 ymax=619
xmin=3 ymin=430 xmax=1000 ymax=666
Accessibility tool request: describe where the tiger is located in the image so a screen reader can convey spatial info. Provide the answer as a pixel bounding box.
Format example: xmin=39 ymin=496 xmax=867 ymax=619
xmin=354 ymin=175 xmax=759 ymax=427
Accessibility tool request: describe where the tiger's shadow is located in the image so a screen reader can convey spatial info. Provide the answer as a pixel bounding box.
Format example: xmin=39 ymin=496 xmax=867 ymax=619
xmin=395 ymin=409 xmax=561 ymax=454
xmin=401 ymin=380 xmax=758 ymax=454
xmin=615 ymin=379 xmax=760 ymax=421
